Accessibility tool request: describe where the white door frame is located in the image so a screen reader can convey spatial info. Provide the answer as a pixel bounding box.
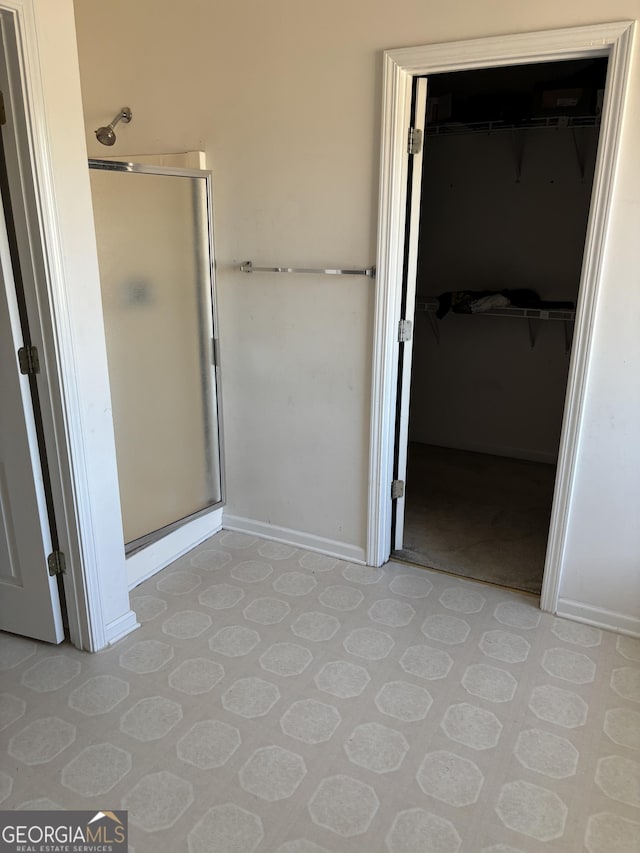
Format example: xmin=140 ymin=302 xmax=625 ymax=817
xmin=0 ymin=0 xmax=137 ymax=650
xmin=367 ymin=21 xmax=635 ymax=613
xmin=393 ymin=77 xmax=427 ymax=552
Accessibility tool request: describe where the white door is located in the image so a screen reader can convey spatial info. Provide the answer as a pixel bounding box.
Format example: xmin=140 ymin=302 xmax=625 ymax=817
xmin=393 ymin=77 xmax=428 ymax=551
xmin=0 ymin=195 xmax=65 ymax=643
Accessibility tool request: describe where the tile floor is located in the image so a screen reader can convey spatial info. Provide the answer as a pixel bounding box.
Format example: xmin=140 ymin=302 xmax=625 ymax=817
xmin=1 ymin=530 xmax=639 ymax=852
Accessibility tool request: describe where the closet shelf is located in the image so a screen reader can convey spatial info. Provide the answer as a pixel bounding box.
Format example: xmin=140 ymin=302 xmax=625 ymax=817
xmin=416 ymin=300 xmax=575 ymax=320
xmin=425 ymin=114 xmax=600 ymax=137
xmin=416 ymin=299 xmax=575 ymax=352
xmin=425 ymin=115 xmax=599 ymax=181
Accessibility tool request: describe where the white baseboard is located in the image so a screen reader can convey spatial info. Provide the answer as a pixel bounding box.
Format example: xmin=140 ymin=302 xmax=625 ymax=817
xmin=105 ymin=609 xmax=140 ymax=646
xmin=127 ymin=507 xmax=224 ymax=589
xmin=412 ymin=439 xmax=557 ymax=465
xmin=557 ymin=597 xmax=640 ymax=638
xmin=223 ymin=514 xmax=366 ymax=565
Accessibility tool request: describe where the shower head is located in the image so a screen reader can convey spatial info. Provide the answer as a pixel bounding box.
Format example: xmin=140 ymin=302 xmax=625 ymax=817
xmin=95 ymin=107 xmax=132 ymax=146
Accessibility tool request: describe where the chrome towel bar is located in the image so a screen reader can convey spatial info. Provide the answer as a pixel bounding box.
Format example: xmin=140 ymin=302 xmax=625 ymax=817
xmin=240 ymin=261 xmax=376 ymax=278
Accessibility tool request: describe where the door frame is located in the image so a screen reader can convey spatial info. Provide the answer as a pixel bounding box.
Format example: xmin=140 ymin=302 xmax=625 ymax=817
xmin=392 ymin=77 xmax=427 ymax=553
xmin=0 ymin=0 xmax=137 ymax=649
xmin=367 ymin=21 xmax=635 ymax=613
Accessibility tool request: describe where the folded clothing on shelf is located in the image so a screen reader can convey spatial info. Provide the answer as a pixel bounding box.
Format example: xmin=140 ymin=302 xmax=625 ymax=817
xmin=469 ymin=293 xmax=511 ymax=313
xmin=435 ymin=288 xmax=575 ymax=318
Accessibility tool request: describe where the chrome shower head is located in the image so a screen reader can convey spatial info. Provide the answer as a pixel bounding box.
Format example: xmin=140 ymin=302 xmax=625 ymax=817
xmin=95 ymin=107 xmax=132 ymax=146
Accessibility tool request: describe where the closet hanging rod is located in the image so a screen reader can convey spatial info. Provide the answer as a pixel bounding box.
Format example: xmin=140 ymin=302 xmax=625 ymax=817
xmin=240 ymin=261 xmax=376 ymax=278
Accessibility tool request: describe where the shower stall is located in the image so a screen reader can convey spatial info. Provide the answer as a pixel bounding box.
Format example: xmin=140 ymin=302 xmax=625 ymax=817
xmin=88 ymin=159 xmax=224 ymax=555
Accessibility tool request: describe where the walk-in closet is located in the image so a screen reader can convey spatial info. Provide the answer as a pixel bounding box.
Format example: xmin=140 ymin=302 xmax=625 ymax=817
xmin=396 ymin=57 xmax=608 ymax=593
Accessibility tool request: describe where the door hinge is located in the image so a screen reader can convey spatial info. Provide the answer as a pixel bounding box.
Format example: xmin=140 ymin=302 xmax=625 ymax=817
xmin=17 ymin=345 xmax=40 ymax=375
xmin=391 ymin=479 xmax=405 ymax=499
xmin=407 ymin=126 xmax=423 ymax=155
xmin=398 ymin=319 xmax=412 ymax=343
xmin=0 ymin=90 xmax=5 ymax=126
xmin=47 ymin=550 xmax=66 ymax=576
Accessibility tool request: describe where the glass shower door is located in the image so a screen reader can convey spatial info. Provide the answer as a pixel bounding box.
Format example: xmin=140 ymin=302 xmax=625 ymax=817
xmin=89 ymin=161 xmax=223 ymax=551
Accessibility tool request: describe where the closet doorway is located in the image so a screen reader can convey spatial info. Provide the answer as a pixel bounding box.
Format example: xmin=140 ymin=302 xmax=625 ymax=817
xmin=393 ymin=58 xmax=608 ymax=594
xmin=369 ymin=23 xmax=634 ymax=614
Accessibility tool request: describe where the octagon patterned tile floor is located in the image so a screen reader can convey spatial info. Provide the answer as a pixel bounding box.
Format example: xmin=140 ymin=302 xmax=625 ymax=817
xmin=1 ymin=529 xmax=639 ymax=852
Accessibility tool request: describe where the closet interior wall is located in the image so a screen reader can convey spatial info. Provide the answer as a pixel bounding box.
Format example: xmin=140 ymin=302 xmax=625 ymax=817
xmin=409 ymin=66 xmax=603 ymax=464
xmin=398 ymin=60 xmax=607 ymax=593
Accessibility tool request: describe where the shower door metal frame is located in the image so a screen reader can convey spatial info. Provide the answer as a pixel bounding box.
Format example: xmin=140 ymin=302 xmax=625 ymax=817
xmin=89 ymin=159 xmax=226 ymax=556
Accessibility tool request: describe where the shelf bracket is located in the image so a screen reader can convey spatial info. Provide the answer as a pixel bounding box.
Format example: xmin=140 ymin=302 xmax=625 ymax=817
xmin=527 ymin=317 xmax=539 ymax=349
xmin=564 ymin=319 xmax=574 ymax=354
xmin=426 ymin=310 xmax=440 ymax=345
xmin=571 ymin=127 xmax=590 ymax=182
xmin=511 ymin=129 xmax=526 ymax=182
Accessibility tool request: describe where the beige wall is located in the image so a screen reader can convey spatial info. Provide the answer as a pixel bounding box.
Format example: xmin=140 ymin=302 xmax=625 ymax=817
xmin=73 ymin=0 xmax=640 ymax=626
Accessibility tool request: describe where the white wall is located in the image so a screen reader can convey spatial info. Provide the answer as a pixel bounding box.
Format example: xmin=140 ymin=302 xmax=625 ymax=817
xmin=72 ymin=0 xmax=640 ymax=631
xmin=410 ymin=313 xmax=572 ymax=462
xmin=409 ymin=127 xmax=596 ymax=462
xmin=419 ymin=129 xmax=597 ymax=299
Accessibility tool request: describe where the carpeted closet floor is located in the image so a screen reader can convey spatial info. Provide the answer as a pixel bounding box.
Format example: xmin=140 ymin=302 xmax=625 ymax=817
xmin=396 ymin=443 xmax=557 ymax=594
